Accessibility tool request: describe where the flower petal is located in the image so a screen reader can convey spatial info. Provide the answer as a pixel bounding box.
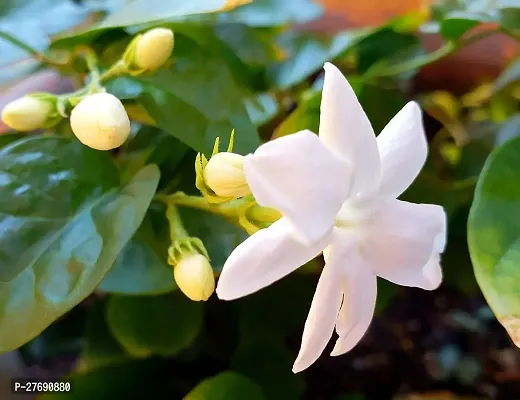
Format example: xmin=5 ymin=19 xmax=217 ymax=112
xmin=216 ymin=218 xmax=331 ymax=300
xmin=422 ymin=252 xmax=443 ymax=290
xmin=319 ymin=229 xmax=378 ymax=356
xmin=244 ymin=130 xmax=352 ymax=244
xmin=377 ymin=101 xmax=428 ymax=198
xmin=319 ymin=63 xmax=381 ymax=196
xmin=365 ymin=200 xmax=446 ymax=290
xmin=292 ymin=260 xmax=343 ymax=373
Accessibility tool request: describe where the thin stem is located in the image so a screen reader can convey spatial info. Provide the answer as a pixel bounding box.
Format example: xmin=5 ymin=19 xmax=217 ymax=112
xmin=100 ymin=60 xmax=128 ymax=83
xmin=0 ymin=31 xmax=67 ymax=67
xmin=166 ymin=203 xmax=189 ymax=241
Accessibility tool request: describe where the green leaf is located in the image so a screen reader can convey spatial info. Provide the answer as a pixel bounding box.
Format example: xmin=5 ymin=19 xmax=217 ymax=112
xmin=184 ymin=371 xmax=264 ymax=400
xmin=216 ymin=0 xmax=322 ymax=27
xmin=245 ymin=93 xmax=279 ymax=127
xmin=39 ymin=360 xmax=161 ymax=400
xmin=356 ymin=27 xmax=419 ymax=74
xmin=499 ymin=6 xmax=520 ymax=35
xmin=0 ymin=137 xmax=159 ymax=352
xmin=468 ymin=135 xmax=520 ymax=347
xmin=233 ymin=338 xmax=304 ymax=400
xmin=268 ymin=29 xmax=370 ymax=89
xmin=495 ymin=57 xmax=520 ymax=92
xmin=439 ymin=13 xmax=483 ymax=40
xmin=53 ymin=0 xmax=250 ymax=46
xmin=98 ymin=215 xmax=175 ymax=296
xmin=76 ymin=300 xmax=129 ymax=373
xmin=106 ymin=292 xmax=204 ymax=357
xmin=272 ymin=89 xmax=321 ymax=139
xmin=0 ymin=0 xmax=113 ymax=85
xmin=109 ymin=35 xmax=260 ymax=155
xmin=181 ymin=208 xmax=248 ymax=273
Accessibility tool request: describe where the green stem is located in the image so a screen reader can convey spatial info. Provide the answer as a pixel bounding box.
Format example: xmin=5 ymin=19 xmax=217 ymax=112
xmin=166 ymin=203 xmax=189 ymax=242
xmin=0 ymin=31 xmax=66 ymax=67
xmin=100 ymin=60 xmax=128 ymax=83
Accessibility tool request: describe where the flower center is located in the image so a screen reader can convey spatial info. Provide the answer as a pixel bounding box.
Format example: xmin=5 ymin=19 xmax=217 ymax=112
xmin=334 ymin=195 xmax=378 ymax=229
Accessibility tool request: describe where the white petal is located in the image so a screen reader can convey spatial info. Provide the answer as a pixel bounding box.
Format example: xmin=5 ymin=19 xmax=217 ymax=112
xmin=320 ymin=229 xmax=378 ymax=356
xmin=422 ymin=252 xmax=443 ymax=290
xmin=216 ymin=218 xmax=331 ymax=300
xmin=365 ymin=200 xmax=446 ymax=290
xmin=292 ymin=260 xmax=343 ymax=373
xmin=319 ymin=63 xmax=381 ymax=196
xmin=244 ymin=130 xmax=351 ymax=244
xmin=377 ymin=102 xmax=428 ymax=198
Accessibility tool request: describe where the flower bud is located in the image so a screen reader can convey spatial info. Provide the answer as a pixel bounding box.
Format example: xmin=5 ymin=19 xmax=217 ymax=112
xmin=70 ymin=93 xmax=130 ymax=151
xmin=134 ymin=28 xmax=174 ymax=72
xmin=203 ymin=152 xmax=251 ymax=198
xmin=174 ymin=253 xmax=215 ymax=301
xmin=1 ymin=95 xmax=53 ymax=132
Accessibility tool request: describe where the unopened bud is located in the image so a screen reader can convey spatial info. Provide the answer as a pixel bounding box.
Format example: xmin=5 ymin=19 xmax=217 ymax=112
xmin=70 ymin=93 xmax=130 ymax=151
xmin=1 ymin=95 xmax=53 ymax=132
xmin=204 ymin=152 xmax=251 ymax=198
xmin=134 ymin=28 xmax=174 ymax=72
xmin=174 ymin=253 xmax=215 ymax=301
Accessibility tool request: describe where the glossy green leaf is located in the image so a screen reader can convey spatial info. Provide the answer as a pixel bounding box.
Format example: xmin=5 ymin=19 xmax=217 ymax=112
xmin=245 ymin=94 xmax=279 ymax=127
xmin=98 ymin=215 xmax=175 ymax=296
xmin=76 ymin=300 xmax=129 ymax=373
xmin=184 ymin=371 xmax=264 ymax=400
xmin=106 ymin=292 xmax=204 ymax=357
xmin=0 ymin=137 xmax=159 ymax=352
xmin=54 ymin=0 xmax=249 ymax=46
xmin=468 ymin=135 xmax=520 ymax=348
xmin=268 ymin=29 xmax=370 ymax=89
xmin=109 ymin=35 xmax=259 ymax=155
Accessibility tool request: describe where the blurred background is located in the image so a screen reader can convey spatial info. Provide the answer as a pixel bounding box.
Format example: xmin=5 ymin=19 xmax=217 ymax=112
xmin=0 ymin=0 xmax=519 ymax=399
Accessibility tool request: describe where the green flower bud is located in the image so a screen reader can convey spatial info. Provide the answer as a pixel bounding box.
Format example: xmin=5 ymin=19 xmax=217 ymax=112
xmin=203 ymin=152 xmax=251 ymax=198
xmin=1 ymin=95 xmax=54 ymax=132
xmin=134 ymin=28 xmax=174 ymax=72
xmin=70 ymin=93 xmax=130 ymax=151
xmin=174 ymin=253 xmax=215 ymax=302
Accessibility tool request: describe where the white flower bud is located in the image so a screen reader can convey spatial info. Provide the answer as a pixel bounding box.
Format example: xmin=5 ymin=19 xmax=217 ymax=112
xmin=204 ymin=152 xmax=251 ymax=198
xmin=174 ymin=253 xmax=215 ymax=301
xmin=1 ymin=95 xmax=53 ymax=132
xmin=134 ymin=28 xmax=174 ymax=72
xmin=70 ymin=93 xmax=130 ymax=151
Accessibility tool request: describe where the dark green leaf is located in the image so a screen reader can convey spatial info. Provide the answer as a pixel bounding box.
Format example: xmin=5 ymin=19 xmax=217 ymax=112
xmin=268 ymin=29 xmax=371 ymax=89
xmin=273 ymin=89 xmax=321 ymax=139
xmin=184 ymin=371 xmax=264 ymax=400
xmin=40 ymin=359 xmax=161 ymax=400
xmin=233 ymin=338 xmax=304 ymax=400
xmin=98 ymin=215 xmax=175 ymax=296
xmin=76 ymin=300 xmax=129 ymax=373
xmin=0 ymin=137 xmax=159 ymax=352
xmin=356 ymin=28 xmax=419 ymax=74
xmin=468 ymin=135 xmax=520 ymax=347
xmin=106 ymin=292 xmax=204 ymax=357
xmin=439 ymin=13 xmax=483 ymax=40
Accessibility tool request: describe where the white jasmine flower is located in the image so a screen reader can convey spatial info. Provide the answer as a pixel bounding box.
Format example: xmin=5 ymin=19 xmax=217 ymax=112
xmin=216 ymin=63 xmax=447 ymax=373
